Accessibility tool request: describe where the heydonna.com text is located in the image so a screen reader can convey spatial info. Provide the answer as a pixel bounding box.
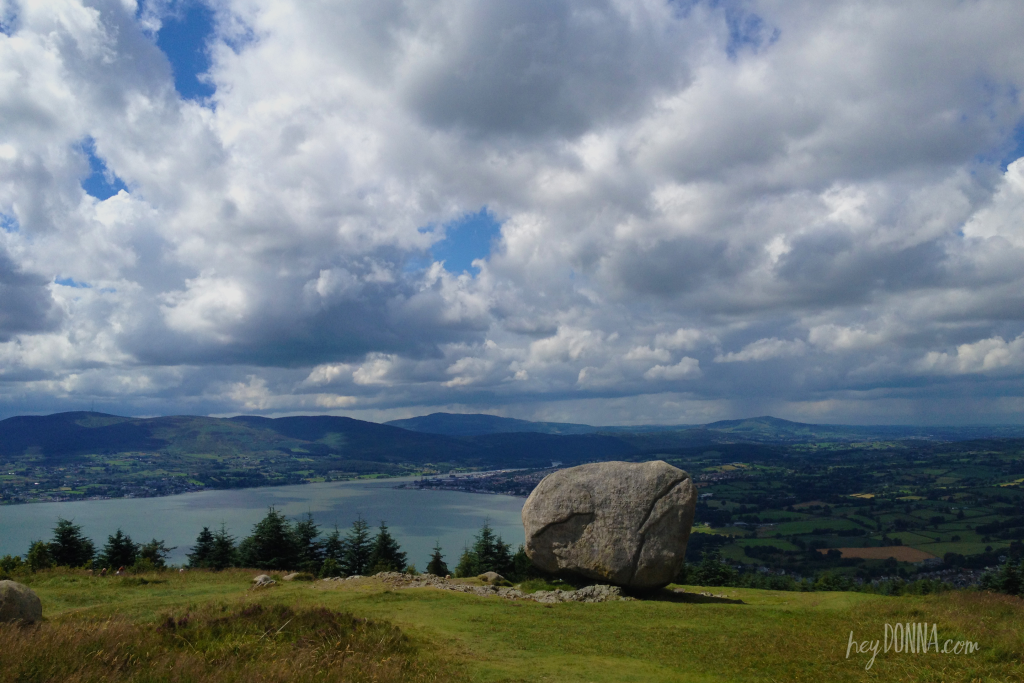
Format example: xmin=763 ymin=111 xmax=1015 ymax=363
xmin=846 ymin=623 xmax=979 ymax=671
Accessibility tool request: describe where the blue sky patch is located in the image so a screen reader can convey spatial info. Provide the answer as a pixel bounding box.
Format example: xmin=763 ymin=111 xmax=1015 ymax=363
xmin=668 ymin=0 xmax=779 ymax=58
xmin=80 ymin=138 xmax=128 ymax=200
xmin=1002 ymin=120 xmax=1024 ymax=170
xmin=0 ymin=213 xmax=18 ymax=233
xmin=156 ymin=0 xmax=216 ymax=100
xmin=56 ymin=277 xmax=90 ymax=288
xmin=431 ymin=208 xmax=502 ymax=273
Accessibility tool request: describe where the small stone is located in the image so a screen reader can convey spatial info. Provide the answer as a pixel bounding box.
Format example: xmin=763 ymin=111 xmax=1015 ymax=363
xmin=251 ymin=574 xmax=276 ymax=588
xmin=0 ymin=581 xmax=43 ymax=624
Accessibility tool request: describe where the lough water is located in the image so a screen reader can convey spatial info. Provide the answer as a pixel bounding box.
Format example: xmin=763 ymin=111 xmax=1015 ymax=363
xmin=0 ymin=478 xmax=526 ymax=569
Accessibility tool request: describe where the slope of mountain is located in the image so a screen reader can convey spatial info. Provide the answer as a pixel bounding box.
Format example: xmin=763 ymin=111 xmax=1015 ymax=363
xmin=384 ymin=412 xmax=599 ymax=436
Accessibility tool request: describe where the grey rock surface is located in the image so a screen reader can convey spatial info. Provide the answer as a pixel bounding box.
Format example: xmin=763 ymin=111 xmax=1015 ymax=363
xmin=522 ymin=460 xmax=696 ymax=589
xmin=251 ymin=574 xmax=276 ymax=588
xmin=0 ymin=580 xmax=43 ymax=623
xmin=324 ymin=572 xmax=633 ymax=603
xmin=477 ymin=571 xmax=505 ymax=584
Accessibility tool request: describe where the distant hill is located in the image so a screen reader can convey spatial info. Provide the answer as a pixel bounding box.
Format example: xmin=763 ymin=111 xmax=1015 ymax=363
xmin=7 ymin=410 xmax=1024 ymax=505
xmin=384 ymin=413 xmax=598 ymax=436
xmin=387 ymin=412 xmax=1024 ymax=443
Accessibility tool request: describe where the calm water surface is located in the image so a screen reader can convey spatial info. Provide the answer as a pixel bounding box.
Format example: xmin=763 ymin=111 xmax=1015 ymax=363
xmin=0 ymin=478 xmax=526 ymax=569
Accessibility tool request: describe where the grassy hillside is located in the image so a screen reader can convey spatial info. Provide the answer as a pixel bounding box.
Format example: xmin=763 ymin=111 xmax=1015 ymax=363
xmin=0 ymin=412 xmax=639 ymax=503
xmin=385 ymin=412 xmax=599 ymax=436
xmin=2 ymin=568 xmax=1020 ymax=682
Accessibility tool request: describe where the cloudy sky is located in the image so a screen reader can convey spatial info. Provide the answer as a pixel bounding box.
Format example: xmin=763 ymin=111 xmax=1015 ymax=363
xmin=1 ymin=0 xmax=1024 ymax=425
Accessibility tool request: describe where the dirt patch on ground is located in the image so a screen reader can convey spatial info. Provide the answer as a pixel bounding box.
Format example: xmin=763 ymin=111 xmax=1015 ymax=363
xmin=817 ymin=546 xmax=937 ymax=562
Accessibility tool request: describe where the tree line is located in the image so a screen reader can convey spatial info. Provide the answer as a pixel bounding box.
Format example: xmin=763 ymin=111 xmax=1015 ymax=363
xmin=0 ymin=508 xmax=536 ymax=581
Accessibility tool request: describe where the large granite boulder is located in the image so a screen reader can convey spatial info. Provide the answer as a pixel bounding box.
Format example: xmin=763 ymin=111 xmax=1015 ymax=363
xmin=522 ymin=461 xmax=696 ymax=589
xmin=0 ymin=580 xmax=43 ymax=624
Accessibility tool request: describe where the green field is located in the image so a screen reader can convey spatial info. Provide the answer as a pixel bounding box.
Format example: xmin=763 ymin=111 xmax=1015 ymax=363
xmin=2 ymin=569 xmax=1020 ymax=682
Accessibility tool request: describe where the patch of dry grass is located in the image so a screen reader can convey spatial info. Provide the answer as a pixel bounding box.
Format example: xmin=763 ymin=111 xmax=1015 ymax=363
xmin=0 ymin=602 xmax=454 ymax=683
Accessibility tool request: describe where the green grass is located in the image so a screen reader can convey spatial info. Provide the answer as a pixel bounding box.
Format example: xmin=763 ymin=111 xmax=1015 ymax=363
xmin=774 ymin=518 xmax=863 ymax=535
xmin=737 ymin=538 xmax=801 ymax=550
xmin=3 ymin=569 xmax=1022 ymax=682
xmin=914 ymin=541 xmax=1010 ymax=556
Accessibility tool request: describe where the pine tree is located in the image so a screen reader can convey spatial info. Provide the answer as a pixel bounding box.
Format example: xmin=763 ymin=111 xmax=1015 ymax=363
xmin=99 ymin=529 xmax=140 ymax=569
xmin=238 ymin=507 xmax=297 ymax=570
xmin=208 ymin=524 xmax=238 ymax=570
xmin=453 ymin=545 xmax=478 ymax=578
xmin=367 ymin=521 xmax=407 ymax=573
xmin=342 ymin=516 xmax=372 ymax=576
xmin=511 ymin=544 xmax=535 ymax=581
xmin=320 ymin=524 xmax=347 ymax=577
xmin=426 ymin=541 xmax=448 ymax=576
xmin=187 ymin=527 xmax=215 ymax=568
xmin=139 ymin=539 xmax=174 ymax=568
xmin=292 ymin=512 xmax=324 ymax=574
xmin=469 ymin=522 xmax=514 ymax=576
xmin=48 ymin=518 xmax=95 ymax=568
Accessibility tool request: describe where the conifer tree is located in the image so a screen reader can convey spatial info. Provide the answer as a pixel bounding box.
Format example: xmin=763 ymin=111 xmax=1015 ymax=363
xmin=426 ymin=541 xmax=448 ymax=576
xmin=208 ymin=524 xmax=238 ymax=570
xmin=139 ymin=539 xmax=174 ymax=568
xmin=238 ymin=507 xmax=297 ymax=570
xmin=320 ymin=524 xmax=346 ymax=577
xmin=511 ymin=544 xmax=535 ymax=581
xmin=187 ymin=527 xmax=215 ymax=568
xmin=292 ymin=512 xmax=324 ymax=574
xmin=453 ymin=545 xmax=478 ymax=578
xmin=342 ymin=516 xmax=372 ymax=576
xmin=470 ymin=522 xmax=514 ymax=576
xmin=367 ymin=521 xmax=407 ymax=573
xmin=48 ymin=518 xmax=95 ymax=568
xmin=99 ymin=529 xmax=139 ymax=568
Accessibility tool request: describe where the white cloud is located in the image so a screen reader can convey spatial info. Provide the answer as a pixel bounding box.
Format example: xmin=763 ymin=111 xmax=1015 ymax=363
xmin=644 ymin=357 xmax=701 ymax=381
xmin=917 ymin=335 xmax=1024 ymax=375
xmin=715 ymin=338 xmax=807 ymax=363
xmin=808 ymin=324 xmax=887 ymax=352
xmin=2 ymin=1 xmax=1024 ymax=423
xmin=653 ymin=328 xmax=707 ymax=351
xmin=624 ymin=345 xmax=671 ymax=363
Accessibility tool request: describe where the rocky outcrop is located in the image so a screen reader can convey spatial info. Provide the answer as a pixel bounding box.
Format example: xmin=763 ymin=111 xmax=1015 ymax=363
xmin=251 ymin=574 xmax=276 ymax=588
xmin=522 ymin=460 xmax=696 ymax=589
xmin=319 ymin=572 xmax=634 ymax=603
xmin=477 ymin=571 xmax=506 ymax=585
xmin=0 ymin=580 xmax=43 ymax=624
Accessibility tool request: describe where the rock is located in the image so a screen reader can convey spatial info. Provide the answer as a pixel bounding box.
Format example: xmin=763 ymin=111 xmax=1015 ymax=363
xmin=0 ymin=580 xmax=43 ymax=624
xmin=282 ymin=572 xmax=313 ymax=581
xmin=477 ymin=571 xmax=505 ymax=584
xmin=251 ymin=574 xmax=276 ymax=588
xmin=522 ymin=460 xmax=696 ymax=590
xmin=350 ymin=571 xmax=631 ymax=603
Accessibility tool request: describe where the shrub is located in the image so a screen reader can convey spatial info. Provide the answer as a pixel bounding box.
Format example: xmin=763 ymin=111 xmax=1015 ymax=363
xmin=26 ymin=540 xmax=53 ymax=572
xmin=0 ymin=554 xmax=26 ymax=580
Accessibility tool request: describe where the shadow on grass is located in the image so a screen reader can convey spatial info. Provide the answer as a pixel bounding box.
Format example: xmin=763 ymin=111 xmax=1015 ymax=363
xmin=632 ymin=588 xmax=745 ymax=604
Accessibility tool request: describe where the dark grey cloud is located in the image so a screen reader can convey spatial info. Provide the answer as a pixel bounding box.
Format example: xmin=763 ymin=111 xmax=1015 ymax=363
xmin=402 ymin=0 xmax=691 ymax=138
xmin=0 ymin=248 xmax=60 ymax=341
